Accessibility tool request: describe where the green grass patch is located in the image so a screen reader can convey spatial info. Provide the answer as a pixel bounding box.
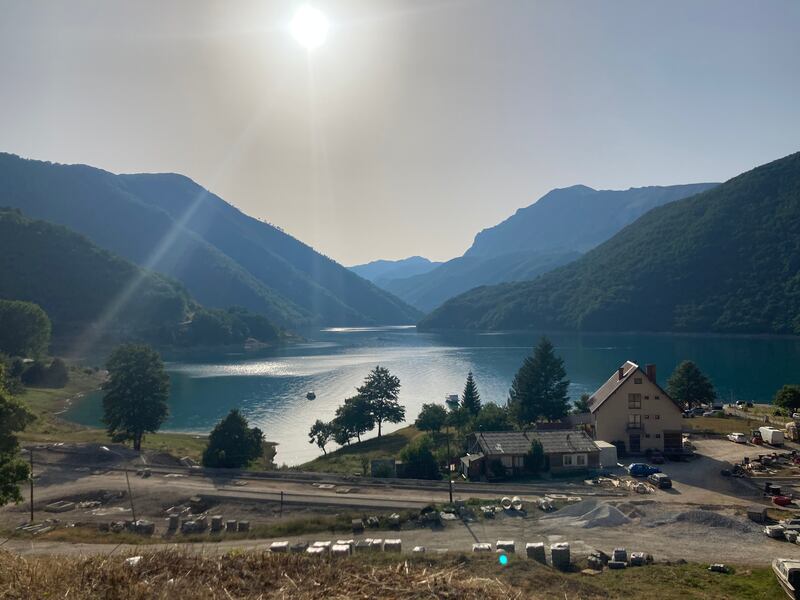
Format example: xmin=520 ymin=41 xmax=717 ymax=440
xmin=298 ymin=425 xmax=426 ymax=475
xmin=687 ymin=415 xmax=766 ymax=436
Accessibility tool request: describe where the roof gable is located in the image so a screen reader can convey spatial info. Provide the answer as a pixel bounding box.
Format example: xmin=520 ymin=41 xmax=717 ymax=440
xmin=588 ymin=361 xmax=682 ymax=414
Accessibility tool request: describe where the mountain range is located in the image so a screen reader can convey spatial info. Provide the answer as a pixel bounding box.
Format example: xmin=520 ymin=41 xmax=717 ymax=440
xmin=349 ymin=256 xmax=442 ymax=287
xmin=0 ymin=153 xmax=421 ymax=328
xmin=376 ymin=183 xmax=718 ymax=312
xmin=420 ymin=151 xmax=800 ymax=335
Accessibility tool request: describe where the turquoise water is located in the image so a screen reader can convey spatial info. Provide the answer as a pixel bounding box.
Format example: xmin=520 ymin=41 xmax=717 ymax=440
xmin=65 ymin=327 xmax=800 ymax=465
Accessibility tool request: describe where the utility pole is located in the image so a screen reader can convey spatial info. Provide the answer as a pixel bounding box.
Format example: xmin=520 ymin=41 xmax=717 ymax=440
xmin=445 ymin=432 xmax=453 ymax=504
xmin=124 ymin=468 xmax=137 ymax=522
xmin=29 ymin=448 xmax=34 ymax=523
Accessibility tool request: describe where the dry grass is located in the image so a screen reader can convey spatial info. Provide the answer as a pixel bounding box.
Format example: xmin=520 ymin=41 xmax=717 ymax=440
xmin=0 ymin=550 xmax=785 ymax=599
xmin=0 ymin=551 xmax=515 ymax=599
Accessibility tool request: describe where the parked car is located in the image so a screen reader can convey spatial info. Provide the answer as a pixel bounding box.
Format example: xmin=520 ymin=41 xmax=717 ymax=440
xmin=682 ymin=410 xmax=694 ymax=418
xmin=727 ymin=432 xmax=748 ymax=444
xmin=648 ymin=473 xmax=672 ymax=489
xmin=627 ymin=463 xmax=661 ymax=477
xmin=690 ymin=407 xmax=705 ymax=416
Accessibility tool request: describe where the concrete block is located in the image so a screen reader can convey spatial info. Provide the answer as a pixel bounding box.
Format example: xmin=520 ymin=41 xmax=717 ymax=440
xmin=551 ymin=542 xmax=570 ymax=571
xmin=226 ymin=520 xmax=237 ymax=533
xmin=412 ymin=546 xmax=426 ymax=553
xmin=354 ymin=540 xmax=372 ymax=553
xmin=306 ymin=546 xmax=326 ymax=556
xmin=237 ymin=520 xmax=250 ymax=533
xmin=526 ymin=542 xmax=546 ymax=564
xmin=269 ymin=541 xmax=289 ymax=553
xmin=290 ymin=541 xmax=308 ymax=553
xmin=473 ymin=543 xmax=493 ymax=553
xmin=331 ymin=544 xmax=351 ymax=556
xmin=384 ymin=538 xmax=402 ymax=552
xmin=210 ymin=516 xmax=223 ymax=533
xmin=370 ymin=539 xmax=383 ymax=552
xmin=496 ymin=540 xmax=515 ymax=553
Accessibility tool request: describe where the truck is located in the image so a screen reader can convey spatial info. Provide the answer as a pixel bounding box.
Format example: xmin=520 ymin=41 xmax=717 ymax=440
xmin=760 ymin=426 xmax=785 ymax=446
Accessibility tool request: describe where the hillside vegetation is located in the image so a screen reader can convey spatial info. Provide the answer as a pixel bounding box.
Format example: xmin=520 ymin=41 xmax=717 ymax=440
xmin=420 ymin=152 xmax=800 ymax=334
xmin=380 ymin=183 xmax=716 ymax=312
xmin=0 ymin=209 xmax=282 ymax=348
xmin=0 ymin=208 xmax=189 ymax=340
xmin=0 ymin=153 xmax=420 ymax=327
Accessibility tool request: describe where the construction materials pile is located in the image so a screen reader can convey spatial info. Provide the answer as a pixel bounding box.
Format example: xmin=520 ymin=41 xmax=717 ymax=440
xmin=540 ymin=499 xmax=631 ymax=529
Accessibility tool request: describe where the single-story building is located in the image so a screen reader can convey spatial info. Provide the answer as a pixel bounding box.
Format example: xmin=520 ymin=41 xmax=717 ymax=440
xmin=462 ymin=429 xmax=600 ymax=478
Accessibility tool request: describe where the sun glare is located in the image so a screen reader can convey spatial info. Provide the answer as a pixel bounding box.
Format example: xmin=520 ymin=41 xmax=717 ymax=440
xmin=290 ymin=5 xmax=329 ymax=51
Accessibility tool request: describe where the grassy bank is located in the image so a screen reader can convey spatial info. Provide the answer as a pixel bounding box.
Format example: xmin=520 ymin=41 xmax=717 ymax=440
xmin=14 ymin=364 xmax=209 ymax=461
xmin=299 ymin=426 xmax=424 ymax=475
xmin=0 ymin=550 xmax=784 ymax=599
xmin=687 ymin=415 xmax=768 ymax=436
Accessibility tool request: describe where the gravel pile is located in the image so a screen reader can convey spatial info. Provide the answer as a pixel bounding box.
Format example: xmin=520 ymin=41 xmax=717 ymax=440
xmin=645 ymin=509 xmax=759 ymax=534
xmin=541 ymin=499 xmax=631 ymax=529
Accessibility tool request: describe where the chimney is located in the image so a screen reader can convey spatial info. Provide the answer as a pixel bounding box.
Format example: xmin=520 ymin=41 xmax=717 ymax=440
xmin=618 ymin=367 xmax=625 ymax=381
xmin=646 ymin=364 xmax=656 ymax=383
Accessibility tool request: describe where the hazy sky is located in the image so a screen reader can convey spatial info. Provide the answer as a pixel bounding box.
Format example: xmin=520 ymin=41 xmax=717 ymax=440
xmin=1 ymin=1 xmax=799 ymax=265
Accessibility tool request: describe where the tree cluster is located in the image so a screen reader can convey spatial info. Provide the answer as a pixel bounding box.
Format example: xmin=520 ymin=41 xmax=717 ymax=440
xmin=0 ymin=363 xmax=35 ymax=505
xmin=666 ymin=361 xmax=716 ymax=408
xmin=202 ymin=409 xmax=264 ymax=469
xmin=308 ymin=366 xmax=405 ymax=455
xmin=507 ymin=337 xmax=570 ymax=427
xmin=0 ymin=299 xmax=51 ymax=358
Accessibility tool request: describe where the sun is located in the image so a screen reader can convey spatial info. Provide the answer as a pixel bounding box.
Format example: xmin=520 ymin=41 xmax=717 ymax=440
xmin=290 ymin=5 xmax=329 ymax=51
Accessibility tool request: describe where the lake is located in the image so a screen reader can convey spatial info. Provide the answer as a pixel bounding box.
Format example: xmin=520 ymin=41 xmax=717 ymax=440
xmin=65 ymin=327 xmax=800 ymax=465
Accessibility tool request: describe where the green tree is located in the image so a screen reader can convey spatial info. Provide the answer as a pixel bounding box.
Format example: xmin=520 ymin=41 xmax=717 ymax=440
xmin=0 ymin=364 xmax=35 ymax=505
xmin=472 ymin=403 xmax=512 ymax=432
xmin=202 ymin=409 xmax=264 ymax=468
xmin=572 ymin=393 xmax=591 ymax=414
xmin=101 ymin=344 xmax=169 ymax=451
xmin=415 ymin=403 xmax=448 ymax=434
xmin=507 ymin=337 xmax=570 ymax=426
xmin=308 ymin=419 xmax=334 ymax=455
xmin=447 ymin=404 xmax=471 ymax=436
xmin=333 ymin=395 xmax=374 ymax=442
xmin=331 ymin=418 xmax=355 ymax=446
xmin=461 ymin=372 xmax=482 ymax=416
xmin=524 ymin=439 xmax=545 ymax=474
xmin=0 ymin=300 xmax=51 ymax=358
xmin=357 ymin=366 xmax=404 ymax=437
xmin=774 ymin=385 xmax=800 ymax=412
xmin=399 ymin=435 xmax=441 ymax=480
xmin=666 ymin=361 xmax=716 ymax=408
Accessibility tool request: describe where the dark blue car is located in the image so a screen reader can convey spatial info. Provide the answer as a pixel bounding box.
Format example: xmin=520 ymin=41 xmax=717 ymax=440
xmin=627 ymin=463 xmax=661 ymax=477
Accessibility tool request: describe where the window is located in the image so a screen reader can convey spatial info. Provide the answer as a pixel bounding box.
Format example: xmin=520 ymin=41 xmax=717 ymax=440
xmin=655 ymin=414 xmax=660 ymax=420
xmin=645 ymin=434 xmax=651 ymax=438
xmin=645 ymin=414 xmax=650 ymax=420
xmin=628 ymin=393 xmax=642 ymax=409
xmin=628 ymin=414 xmax=641 ymax=428
xmin=644 ymin=395 xmax=650 ymax=399
xmin=655 ymin=433 xmax=661 ymax=439
xmin=634 ymin=377 xmax=642 ymax=384
xmin=563 ymin=454 xmax=587 ymax=467
xmin=655 ymin=395 xmax=660 ymax=399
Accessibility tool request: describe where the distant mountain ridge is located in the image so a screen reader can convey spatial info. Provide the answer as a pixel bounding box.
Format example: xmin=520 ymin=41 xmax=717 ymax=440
xmin=349 ymin=256 xmax=442 ymax=287
xmin=420 ymin=151 xmax=800 ymax=335
xmin=378 ymin=182 xmax=718 ymax=312
xmin=0 ymin=153 xmax=421 ymax=327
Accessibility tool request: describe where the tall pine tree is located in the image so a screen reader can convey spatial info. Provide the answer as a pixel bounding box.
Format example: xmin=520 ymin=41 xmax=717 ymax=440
xmin=461 ymin=372 xmax=482 ymax=416
xmin=507 ymin=337 xmax=570 ymax=426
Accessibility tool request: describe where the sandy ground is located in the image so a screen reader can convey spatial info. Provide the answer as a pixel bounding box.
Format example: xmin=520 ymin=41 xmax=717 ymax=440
xmin=3 ymin=438 xmax=800 ymax=565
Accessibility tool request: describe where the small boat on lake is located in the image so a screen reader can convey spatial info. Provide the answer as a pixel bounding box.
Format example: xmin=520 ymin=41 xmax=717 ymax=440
xmin=306 ymin=391 xmax=316 ymax=400
xmin=773 ymin=558 xmax=800 ymax=599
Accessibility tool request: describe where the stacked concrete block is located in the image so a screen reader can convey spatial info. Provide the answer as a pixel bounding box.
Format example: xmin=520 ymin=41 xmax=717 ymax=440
xmin=210 ymin=516 xmax=223 ymax=533
xmin=312 ymin=541 xmax=332 ymax=553
xmin=384 ymin=539 xmax=402 ymax=552
xmin=496 ymin=540 xmax=515 ymax=553
xmin=269 ymin=541 xmax=289 ymax=553
xmin=526 ymin=542 xmax=546 ymax=564
xmin=550 ymin=543 xmax=571 ymax=571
